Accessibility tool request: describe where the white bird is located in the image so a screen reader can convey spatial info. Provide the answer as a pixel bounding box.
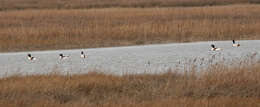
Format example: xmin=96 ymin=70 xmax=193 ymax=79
xmin=232 ymin=40 xmax=240 ymax=47
xmin=211 ymin=44 xmax=221 ymax=51
xmin=59 ymin=53 xmax=69 ymax=59
xmin=81 ymin=51 xmax=86 ymax=58
xmin=27 ymin=54 xmax=36 ymax=60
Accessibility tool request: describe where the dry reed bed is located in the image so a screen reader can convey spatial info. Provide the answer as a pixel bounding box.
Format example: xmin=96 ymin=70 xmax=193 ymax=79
xmin=0 ymin=0 xmax=259 ymax=10
xmin=0 ymin=57 xmax=260 ymax=107
xmin=1 ymin=5 xmax=260 ymax=52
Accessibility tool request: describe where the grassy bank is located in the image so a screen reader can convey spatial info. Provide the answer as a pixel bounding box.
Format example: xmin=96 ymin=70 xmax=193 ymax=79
xmin=0 ymin=4 xmax=260 ymax=52
xmin=0 ymin=57 xmax=260 ymax=107
xmin=0 ymin=0 xmax=260 ymax=10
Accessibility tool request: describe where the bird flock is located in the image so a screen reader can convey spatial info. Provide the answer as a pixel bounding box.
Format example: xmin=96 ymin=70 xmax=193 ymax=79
xmin=211 ymin=40 xmax=240 ymax=51
xmin=27 ymin=40 xmax=240 ymax=61
xmin=27 ymin=51 xmax=86 ymax=61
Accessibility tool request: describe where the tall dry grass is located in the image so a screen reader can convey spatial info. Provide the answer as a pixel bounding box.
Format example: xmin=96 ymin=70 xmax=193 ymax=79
xmin=0 ymin=5 xmax=260 ymax=52
xmin=0 ymin=56 xmax=260 ymax=106
xmin=0 ymin=0 xmax=260 ymax=10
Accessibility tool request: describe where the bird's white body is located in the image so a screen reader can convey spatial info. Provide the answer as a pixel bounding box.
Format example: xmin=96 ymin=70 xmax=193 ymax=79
xmin=232 ymin=44 xmax=240 ymax=47
xmin=28 ymin=57 xmax=36 ymax=60
xmin=81 ymin=54 xmax=86 ymax=58
xmin=211 ymin=48 xmax=222 ymax=51
xmin=60 ymin=56 xmax=69 ymax=59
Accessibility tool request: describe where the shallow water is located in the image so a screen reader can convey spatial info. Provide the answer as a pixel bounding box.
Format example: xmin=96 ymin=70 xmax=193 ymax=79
xmin=0 ymin=40 xmax=259 ymax=76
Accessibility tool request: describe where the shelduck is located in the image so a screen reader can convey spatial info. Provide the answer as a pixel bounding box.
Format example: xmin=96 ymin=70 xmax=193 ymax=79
xmin=27 ymin=54 xmax=36 ymax=60
xmin=232 ymin=40 xmax=240 ymax=47
xmin=81 ymin=51 xmax=86 ymax=58
xmin=59 ymin=53 xmax=69 ymax=59
xmin=211 ymin=44 xmax=221 ymax=51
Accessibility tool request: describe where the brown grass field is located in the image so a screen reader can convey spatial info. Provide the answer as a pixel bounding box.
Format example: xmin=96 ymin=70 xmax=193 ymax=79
xmin=0 ymin=4 xmax=260 ymax=52
xmin=0 ymin=0 xmax=260 ymax=10
xmin=0 ymin=56 xmax=259 ymax=107
xmin=1 ymin=1 xmax=260 ymax=106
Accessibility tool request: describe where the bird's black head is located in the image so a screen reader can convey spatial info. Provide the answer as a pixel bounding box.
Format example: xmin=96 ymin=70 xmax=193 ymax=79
xmin=211 ymin=44 xmax=215 ymax=48
xmin=28 ymin=54 xmax=31 ymax=57
xmin=81 ymin=51 xmax=84 ymax=54
xmin=232 ymin=40 xmax=235 ymax=44
xmin=59 ymin=54 xmax=63 ymax=57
